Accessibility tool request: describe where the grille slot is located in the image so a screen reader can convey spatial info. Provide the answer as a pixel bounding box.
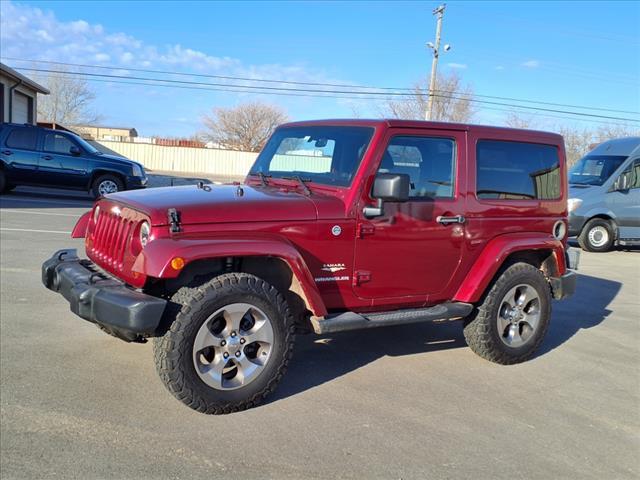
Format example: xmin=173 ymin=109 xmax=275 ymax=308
xmin=91 ymin=209 xmax=136 ymax=270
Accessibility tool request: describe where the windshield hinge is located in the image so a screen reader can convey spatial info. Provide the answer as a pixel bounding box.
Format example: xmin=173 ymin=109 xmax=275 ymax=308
xmin=168 ymin=208 xmax=182 ymax=233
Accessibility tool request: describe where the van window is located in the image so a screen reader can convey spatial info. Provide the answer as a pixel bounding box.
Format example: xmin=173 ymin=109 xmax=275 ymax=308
xmin=476 ymin=140 xmax=560 ymax=200
xmin=379 ymin=136 xmax=455 ymax=199
xmin=569 ymin=155 xmax=627 ymax=186
xmin=616 ymin=159 xmax=640 ymax=190
xmin=5 ymin=127 xmax=38 ymax=150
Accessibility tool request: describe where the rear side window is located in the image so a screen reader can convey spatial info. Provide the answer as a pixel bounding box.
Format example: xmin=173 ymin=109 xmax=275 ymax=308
xmin=476 ymin=140 xmax=560 ymax=200
xmin=5 ymin=127 xmax=38 ymax=150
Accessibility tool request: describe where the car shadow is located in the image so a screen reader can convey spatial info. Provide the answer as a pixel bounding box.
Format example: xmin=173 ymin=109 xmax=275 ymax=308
xmin=269 ymin=272 xmax=620 ymax=404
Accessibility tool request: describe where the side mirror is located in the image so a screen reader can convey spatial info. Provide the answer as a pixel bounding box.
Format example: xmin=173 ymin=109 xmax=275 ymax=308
xmin=69 ymin=146 xmax=82 ymax=156
xmin=363 ymin=173 xmax=410 ymax=218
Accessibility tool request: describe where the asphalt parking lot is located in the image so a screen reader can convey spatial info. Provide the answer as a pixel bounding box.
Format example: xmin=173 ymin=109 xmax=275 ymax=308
xmin=1 ymin=187 xmax=638 ymax=480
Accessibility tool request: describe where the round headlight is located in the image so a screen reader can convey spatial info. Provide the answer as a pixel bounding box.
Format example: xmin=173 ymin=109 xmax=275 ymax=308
xmin=139 ymin=221 xmax=151 ymax=247
xmin=93 ymin=205 xmax=100 ymax=223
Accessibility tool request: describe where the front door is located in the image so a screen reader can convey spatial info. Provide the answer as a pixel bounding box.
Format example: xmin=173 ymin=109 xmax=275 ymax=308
xmin=39 ymin=131 xmax=88 ymax=187
xmin=353 ymin=128 xmax=467 ymax=303
xmin=607 ymin=157 xmax=640 ymax=239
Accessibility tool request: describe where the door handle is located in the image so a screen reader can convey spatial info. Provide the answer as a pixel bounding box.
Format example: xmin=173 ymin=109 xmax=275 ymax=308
xmin=1 ymin=150 xmax=12 ymax=156
xmin=436 ymin=215 xmax=466 ymax=225
xmin=42 ymin=155 xmax=53 ymax=160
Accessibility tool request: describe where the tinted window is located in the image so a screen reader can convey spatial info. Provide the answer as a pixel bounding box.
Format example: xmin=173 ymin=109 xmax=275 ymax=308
xmin=250 ymin=126 xmax=374 ymax=187
xmin=5 ymin=127 xmax=38 ymax=150
xmin=616 ymin=159 xmax=640 ymax=190
xmin=378 ymin=136 xmax=455 ymax=198
xmin=477 ymin=140 xmax=560 ymax=200
xmin=43 ymin=133 xmax=76 ymax=154
xmin=569 ymin=155 xmax=627 ymax=186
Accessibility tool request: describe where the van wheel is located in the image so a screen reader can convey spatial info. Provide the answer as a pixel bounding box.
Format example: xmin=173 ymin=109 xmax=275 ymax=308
xmin=578 ymin=218 xmax=615 ymax=252
xmin=153 ymin=273 xmax=295 ymax=414
xmin=92 ymin=174 xmax=124 ymax=198
xmin=463 ymin=262 xmax=551 ymax=365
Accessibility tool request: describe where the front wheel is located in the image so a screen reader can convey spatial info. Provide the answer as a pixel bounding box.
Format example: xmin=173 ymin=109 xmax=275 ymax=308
xmin=578 ymin=218 xmax=615 ymax=252
xmin=153 ymin=273 xmax=295 ymax=414
xmin=92 ymin=174 xmax=124 ymax=198
xmin=463 ymin=262 xmax=551 ymax=365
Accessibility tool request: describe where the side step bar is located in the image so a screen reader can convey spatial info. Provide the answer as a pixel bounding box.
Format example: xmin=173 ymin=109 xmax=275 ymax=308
xmin=311 ymin=302 xmax=474 ymax=334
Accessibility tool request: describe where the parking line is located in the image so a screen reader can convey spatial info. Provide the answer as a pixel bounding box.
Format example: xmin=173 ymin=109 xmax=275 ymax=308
xmin=1 ymin=228 xmax=72 ymax=234
xmin=0 ymin=210 xmax=80 ymax=217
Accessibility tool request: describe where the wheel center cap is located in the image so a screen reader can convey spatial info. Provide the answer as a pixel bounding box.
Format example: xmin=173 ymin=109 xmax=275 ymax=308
xmin=227 ymin=336 xmax=240 ymax=348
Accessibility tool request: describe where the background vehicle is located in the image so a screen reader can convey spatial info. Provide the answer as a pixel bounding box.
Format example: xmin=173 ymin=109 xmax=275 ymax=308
xmin=568 ymin=137 xmax=640 ymax=252
xmin=42 ymin=119 xmax=578 ymax=414
xmin=0 ymin=122 xmax=147 ymax=197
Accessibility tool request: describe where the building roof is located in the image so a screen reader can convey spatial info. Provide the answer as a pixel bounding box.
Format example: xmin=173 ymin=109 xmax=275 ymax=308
xmin=0 ymin=62 xmax=50 ymax=94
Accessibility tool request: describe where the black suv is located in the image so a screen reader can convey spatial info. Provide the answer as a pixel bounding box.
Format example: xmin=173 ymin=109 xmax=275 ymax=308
xmin=0 ymin=123 xmax=147 ymax=197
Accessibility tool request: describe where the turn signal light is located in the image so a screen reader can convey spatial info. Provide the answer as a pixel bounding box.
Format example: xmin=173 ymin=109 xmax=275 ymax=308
xmin=170 ymin=257 xmax=185 ymax=270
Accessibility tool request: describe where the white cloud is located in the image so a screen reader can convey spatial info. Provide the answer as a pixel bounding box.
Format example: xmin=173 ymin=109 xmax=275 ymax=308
xmin=0 ymin=0 xmax=343 ymax=88
xmin=521 ymin=60 xmax=540 ymax=68
xmin=447 ymin=63 xmax=468 ymax=69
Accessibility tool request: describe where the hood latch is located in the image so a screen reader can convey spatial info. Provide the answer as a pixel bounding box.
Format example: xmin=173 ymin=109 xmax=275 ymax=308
xmin=168 ymin=208 xmax=182 ymax=233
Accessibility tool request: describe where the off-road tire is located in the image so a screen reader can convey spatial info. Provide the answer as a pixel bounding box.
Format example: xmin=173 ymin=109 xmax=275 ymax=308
xmin=92 ymin=174 xmax=124 ymax=198
xmin=153 ymin=273 xmax=295 ymax=414
xmin=578 ymin=218 xmax=615 ymax=252
xmin=463 ymin=262 xmax=551 ymax=365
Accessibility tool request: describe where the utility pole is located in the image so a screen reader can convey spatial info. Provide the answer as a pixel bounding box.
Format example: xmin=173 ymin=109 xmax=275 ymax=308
xmin=425 ymin=4 xmax=447 ymax=121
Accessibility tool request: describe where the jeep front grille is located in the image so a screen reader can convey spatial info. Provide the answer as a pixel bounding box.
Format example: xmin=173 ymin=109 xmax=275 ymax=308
xmin=90 ymin=208 xmax=135 ymax=270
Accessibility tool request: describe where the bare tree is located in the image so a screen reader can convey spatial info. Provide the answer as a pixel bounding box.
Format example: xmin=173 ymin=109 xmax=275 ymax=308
xmin=36 ymin=71 xmax=99 ymax=125
xmin=201 ymin=102 xmax=288 ymax=152
xmin=555 ymin=123 xmax=640 ymax=166
xmin=504 ymin=111 xmax=539 ymax=129
xmin=382 ymin=71 xmax=476 ymax=123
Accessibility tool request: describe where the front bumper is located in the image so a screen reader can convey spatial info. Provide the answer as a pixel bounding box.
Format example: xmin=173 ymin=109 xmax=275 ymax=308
xmin=42 ymin=249 xmax=166 ymax=342
xmin=568 ymin=212 xmax=586 ymax=237
xmin=550 ymin=247 xmax=580 ymax=300
xmin=126 ymin=175 xmax=148 ymax=190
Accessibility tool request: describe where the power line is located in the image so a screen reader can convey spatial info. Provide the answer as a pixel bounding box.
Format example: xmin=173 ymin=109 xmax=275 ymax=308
xmin=3 ymin=56 xmax=638 ymax=115
xmin=17 ymin=66 xmax=640 ymax=123
xmin=31 ymin=72 xmax=640 ymax=128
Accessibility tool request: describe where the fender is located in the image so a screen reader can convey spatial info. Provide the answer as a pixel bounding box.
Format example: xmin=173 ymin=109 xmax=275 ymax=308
xmin=453 ymin=232 xmax=567 ymax=304
xmin=132 ymin=234 xmax=327 ymax=317
xmin=71 ymin=211 xmax=91 ymax=238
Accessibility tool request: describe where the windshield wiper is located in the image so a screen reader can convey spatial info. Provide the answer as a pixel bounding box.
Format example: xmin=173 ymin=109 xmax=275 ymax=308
xmin=250 ymin=172 xmax=271 ymax=186
xmin=283 ymin=175 xmax=312 ymax=196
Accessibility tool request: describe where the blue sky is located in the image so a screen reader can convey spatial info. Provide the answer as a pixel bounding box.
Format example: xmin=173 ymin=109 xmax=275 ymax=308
xmin=1 ymin=0 xmax=638 ymax=137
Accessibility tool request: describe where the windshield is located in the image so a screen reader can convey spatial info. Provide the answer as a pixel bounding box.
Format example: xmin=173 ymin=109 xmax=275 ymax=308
xmin=569 ymin=154 xmax=627 ymax=186
xmin=72 ymin=134 xmax=101 ymax=154
xmin=250 ymin=126 xmax=374 ymax=187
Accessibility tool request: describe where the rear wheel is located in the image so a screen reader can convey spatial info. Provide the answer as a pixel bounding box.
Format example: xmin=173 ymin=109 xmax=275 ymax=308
xmin=578 ymin=218 xmax=615 ymax=252
xmin=153 ymin=273 xmax=295 ymax=414
xmin=463 ymin=262 xmax=551 ymax=365
xmin=92 ymin=174 xmax=124 ymax=198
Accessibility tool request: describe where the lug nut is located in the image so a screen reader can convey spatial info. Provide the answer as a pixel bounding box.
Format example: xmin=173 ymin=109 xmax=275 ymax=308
xmin=230 ymin=331 xmax=236 ymax=338
xmin=223 ymin=352 xmax=229 ymax=359
xmin=221 ymin=340 xmax=226 ymax=346
xmin=240 ymin=338 xmax=245 ymax=344
xmin=235 ymin=351 xmax=241 ymax=357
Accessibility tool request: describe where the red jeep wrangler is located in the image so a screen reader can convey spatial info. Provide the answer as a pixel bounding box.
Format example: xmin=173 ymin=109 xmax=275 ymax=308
xmin=43 ymin=119 xmax=578 ymax=414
